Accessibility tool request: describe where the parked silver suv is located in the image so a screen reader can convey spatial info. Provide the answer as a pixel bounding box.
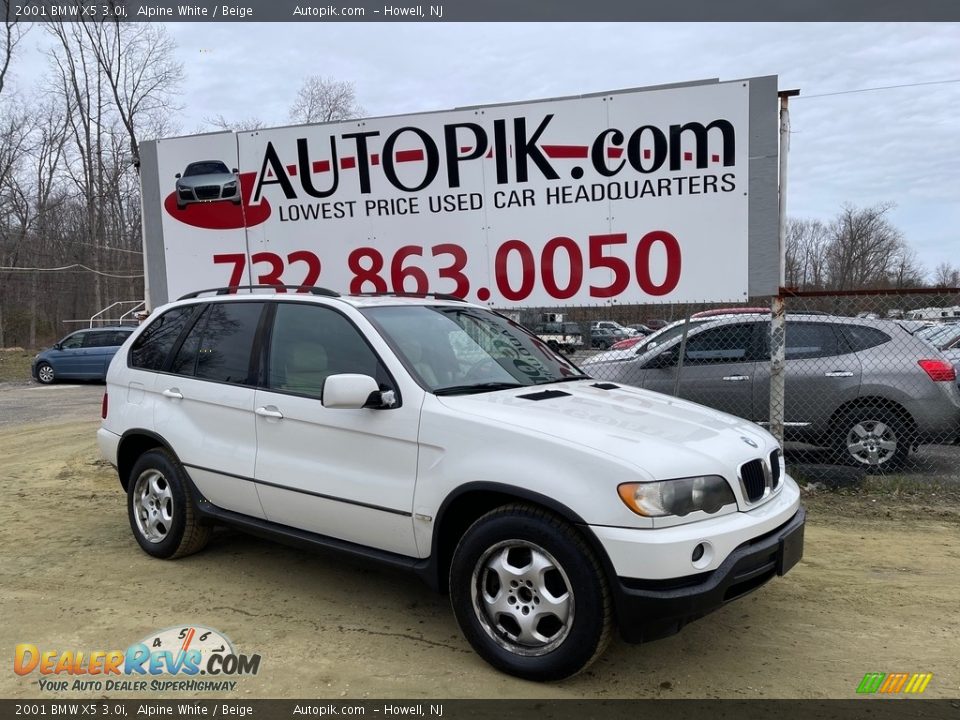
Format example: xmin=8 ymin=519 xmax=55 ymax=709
xmin=582 ymin=314 xmax=960 ymax=468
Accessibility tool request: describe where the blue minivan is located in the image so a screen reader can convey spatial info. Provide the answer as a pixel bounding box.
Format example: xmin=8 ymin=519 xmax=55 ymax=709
xmin=31 ymin=327 xmax=134 ymax=384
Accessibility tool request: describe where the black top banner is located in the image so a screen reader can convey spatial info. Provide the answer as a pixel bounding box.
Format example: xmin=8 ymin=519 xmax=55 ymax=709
xmin=4 ymin=0 xmax=960 ymax=21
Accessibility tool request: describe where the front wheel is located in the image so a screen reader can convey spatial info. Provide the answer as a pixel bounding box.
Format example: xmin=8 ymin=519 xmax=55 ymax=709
xmin=36 ymin=362 xmax=55 ymax=384
xmin=449 ymin=504 xmax=612 ymax=681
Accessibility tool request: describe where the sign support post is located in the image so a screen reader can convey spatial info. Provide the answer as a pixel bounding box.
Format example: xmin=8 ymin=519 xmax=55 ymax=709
xmin=769 ymin=88 xmax=800 ymax=444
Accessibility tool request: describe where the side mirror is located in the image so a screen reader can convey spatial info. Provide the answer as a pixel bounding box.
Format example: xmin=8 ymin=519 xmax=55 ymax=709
xmin=175 ymin=173 xmax=182 ymax=179
xmin=232 ymin=168 xmax=239 ymax=174
xmin=645 ymin=348 xmax=679 ymax=369
xmin=54 ymin=343 xmax=62 ymax=350
xmin=322 ymin=373 xmax=390 ymax=409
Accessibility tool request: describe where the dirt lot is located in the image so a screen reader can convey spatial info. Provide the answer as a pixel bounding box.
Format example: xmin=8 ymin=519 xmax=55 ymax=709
xmin=1 ymin=383 xmax=959 ymax=699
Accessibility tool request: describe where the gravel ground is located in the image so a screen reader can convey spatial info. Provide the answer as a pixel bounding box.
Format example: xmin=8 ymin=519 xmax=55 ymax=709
xmin=1 ymin=382 xmax=959 ymax=699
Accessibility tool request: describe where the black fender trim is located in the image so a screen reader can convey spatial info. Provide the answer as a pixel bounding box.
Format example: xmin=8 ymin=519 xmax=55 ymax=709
xmin=116 ymin=429 xmax=185 ymax=488
xmin=423 ymin=482 xmax=620 ymax=597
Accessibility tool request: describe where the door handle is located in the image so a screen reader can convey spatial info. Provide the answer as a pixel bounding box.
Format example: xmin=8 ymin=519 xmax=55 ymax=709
xmin=255 ymin=406 xmax=284 ymax=420
xmin=824 ymin=371 xmax=854 ymax=378
xmin=161 ymin=388 xmax=183 ymax=400
xmin=721 ymin=375 xmax=750 ymax=382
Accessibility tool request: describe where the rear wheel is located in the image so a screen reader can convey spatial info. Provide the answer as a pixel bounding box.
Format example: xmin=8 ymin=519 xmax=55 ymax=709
xmin=449 ymin=504 xmax=612 ymax=681
xmin=128 ymin=448 xmax=210 ymax=559
xmin=834 ymin=407 xmax=910 ymax=470
xmin=36 ymin=362 xmax=55 ymax=384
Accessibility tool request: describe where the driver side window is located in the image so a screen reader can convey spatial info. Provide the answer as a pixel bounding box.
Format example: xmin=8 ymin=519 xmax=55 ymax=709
xmin=61 ymin=334 xmax=84 ymax=350
xmin=266 ymin=303 xmax=393 ymax=400
xmin=682 ymin=323 xmax=757 ymax=364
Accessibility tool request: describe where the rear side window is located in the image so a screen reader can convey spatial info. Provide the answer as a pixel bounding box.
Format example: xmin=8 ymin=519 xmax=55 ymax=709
xmin=169 ymin=307 xmax=208 ymax=376
xmin=111 ymin=330 xmax=133 ymax=346
xmin=785 ymin=323 xmax=842 ymax=360
xmin=838 ymin=325 xmax=890 ymax=352
xmin=195 ymin=302 xmax=264 ymax=385
xmin=130 ymin=307 xmax=196 ymax=370
xmin=83 ymin=330 xmax=129 ymax=348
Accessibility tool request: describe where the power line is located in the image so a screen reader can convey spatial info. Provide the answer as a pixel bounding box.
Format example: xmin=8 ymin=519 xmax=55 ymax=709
xmin=0 ymin=264 xmax=143 ymax=279
xmin=799 ymin=78 xmax=960 ymax=99
xmin=71 ymin=241 xmax=143 ymax=255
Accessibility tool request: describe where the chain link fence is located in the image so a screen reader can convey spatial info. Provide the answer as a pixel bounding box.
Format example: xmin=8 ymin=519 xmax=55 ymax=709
xmin=513 ymin=289 xmax=960 ymax=484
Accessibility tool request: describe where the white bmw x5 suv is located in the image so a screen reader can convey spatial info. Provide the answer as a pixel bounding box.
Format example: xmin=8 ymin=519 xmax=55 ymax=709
xmin=98 ymin=286 xmax=805 ymax=681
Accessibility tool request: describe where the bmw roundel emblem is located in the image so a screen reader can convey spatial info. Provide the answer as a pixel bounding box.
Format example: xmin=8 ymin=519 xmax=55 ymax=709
xmin=741 ymin=436 xmax=759 ymax=448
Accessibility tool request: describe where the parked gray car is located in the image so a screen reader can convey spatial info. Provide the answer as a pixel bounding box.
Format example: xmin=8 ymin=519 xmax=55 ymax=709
xmin=175 ymin=160 xmax=241 ymax=210
xmin=582 ymin=314 xmax=960 ymax=468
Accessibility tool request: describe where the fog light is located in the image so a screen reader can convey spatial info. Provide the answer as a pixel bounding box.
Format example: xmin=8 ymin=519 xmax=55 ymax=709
xmin=692 ymin=543 xmax=705 ymax=562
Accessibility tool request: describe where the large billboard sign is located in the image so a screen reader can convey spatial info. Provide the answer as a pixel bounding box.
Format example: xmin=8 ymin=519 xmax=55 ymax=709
xmin=140 ymin=77 xmax=779 ymax=307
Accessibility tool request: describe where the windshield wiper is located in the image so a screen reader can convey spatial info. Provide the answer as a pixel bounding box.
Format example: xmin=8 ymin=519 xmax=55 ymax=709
xmin=433 ymin=382 xmax=524 ymax=396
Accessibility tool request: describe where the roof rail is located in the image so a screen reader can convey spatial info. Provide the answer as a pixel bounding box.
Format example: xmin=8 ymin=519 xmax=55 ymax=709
xmin=178 ymin=285 xmax=341 ymax=300
xmin=353 ymin=291 xmax=467 ymax=303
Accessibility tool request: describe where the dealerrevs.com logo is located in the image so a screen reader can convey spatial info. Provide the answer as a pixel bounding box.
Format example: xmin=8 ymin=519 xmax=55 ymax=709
xmin=856 ymin=672 xmax=933 ymax=695
xmin=14 ymin=625 xmax=261 ymax=693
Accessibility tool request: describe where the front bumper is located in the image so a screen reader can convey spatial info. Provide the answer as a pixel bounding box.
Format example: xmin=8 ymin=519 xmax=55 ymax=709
xmin=612 ymin=506 xmax=805 ymax=643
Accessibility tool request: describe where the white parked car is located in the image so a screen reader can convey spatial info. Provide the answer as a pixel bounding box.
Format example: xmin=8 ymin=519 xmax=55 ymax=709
xmin=98 ymin=287 xmax=805 ymax=681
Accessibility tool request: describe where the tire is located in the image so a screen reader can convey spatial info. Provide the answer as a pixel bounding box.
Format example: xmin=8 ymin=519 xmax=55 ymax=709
xmin=449 ymin=503 xmax=612 ymax=681
xmin=546 ymin=341 xmax=559 ymax=353
xmin=127 ymin=448 xmax=210 ymax=559
xmin=36 ymin=362 xmax=55 ymax=384
xmin=833 ymin=406 xmax=910 ymax=470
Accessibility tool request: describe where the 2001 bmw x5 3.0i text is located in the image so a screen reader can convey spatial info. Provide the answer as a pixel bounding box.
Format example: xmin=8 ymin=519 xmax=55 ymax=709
xmin=97 ymin=287 xmax=805 ymax=681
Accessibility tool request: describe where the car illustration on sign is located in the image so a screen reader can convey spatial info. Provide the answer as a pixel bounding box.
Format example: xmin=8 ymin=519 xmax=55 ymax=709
xmin=175 ymin=160 xmax=241 ymax=210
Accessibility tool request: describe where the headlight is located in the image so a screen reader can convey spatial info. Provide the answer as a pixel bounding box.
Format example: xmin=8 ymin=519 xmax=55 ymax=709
xmin=224 ymin=180 xmax=237 ymax=188
xmin=618 ymin=475 xmax=735 ymax=517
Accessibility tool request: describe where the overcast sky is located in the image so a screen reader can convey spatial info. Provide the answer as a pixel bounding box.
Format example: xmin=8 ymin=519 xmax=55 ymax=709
xmin=8 ymin=22 xmax=960 ymax=277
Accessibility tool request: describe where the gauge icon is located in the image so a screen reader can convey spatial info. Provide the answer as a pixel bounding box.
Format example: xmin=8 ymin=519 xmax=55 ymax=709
xmin=139 ymin=625 xmax=234 ymax=670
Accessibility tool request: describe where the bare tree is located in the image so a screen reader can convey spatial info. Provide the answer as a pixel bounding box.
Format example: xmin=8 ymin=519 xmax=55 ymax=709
xmin=289 ymin=76 xmax=363 ymax=124
xmin=80 ymin=21 xmax=183 ymax=171
xmin=785 ymin=217 xmax=829 ymax=290
xmin=0 ymin=5 xmax=29 ymax=97
xmin=825 ymin=203 xmax=916 ymax=290
xmin=204 ymin=114 xmax=266 ymax=132
xmin=932 ymin=261 xmax=960 ymax=288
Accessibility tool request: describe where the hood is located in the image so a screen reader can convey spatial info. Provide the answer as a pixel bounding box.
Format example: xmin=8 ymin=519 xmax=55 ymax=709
xmin=435 ymin=380 xmax=776 ymax=481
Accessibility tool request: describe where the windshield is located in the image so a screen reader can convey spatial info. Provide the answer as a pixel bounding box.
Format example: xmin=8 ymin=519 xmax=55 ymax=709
xmin=362 ymin=305 xmax=587 ymax=394
xmin=185 ymin=161 xmax=230 ymax=176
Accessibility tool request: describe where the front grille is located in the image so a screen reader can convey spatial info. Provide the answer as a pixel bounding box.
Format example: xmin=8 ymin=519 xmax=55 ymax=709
xmin=195 ymin=185 xmax=221 ymax=200
xmin=770 ymin=450 xmax=781 ymax=488
xmin=740 ymin=459 xmax=766 ymax=501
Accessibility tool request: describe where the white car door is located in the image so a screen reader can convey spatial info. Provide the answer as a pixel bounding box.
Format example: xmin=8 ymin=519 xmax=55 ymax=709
xmin=151 ymin=300 xmax=267 ymax=519
xmin=252 ymin=302 xmax=421 ymax=557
